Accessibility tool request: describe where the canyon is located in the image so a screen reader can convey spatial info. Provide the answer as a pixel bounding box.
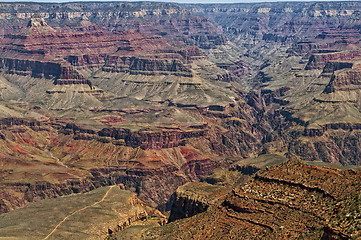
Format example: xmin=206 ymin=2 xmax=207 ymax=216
xmin=0 ymin=1 xmax=361 ymax=239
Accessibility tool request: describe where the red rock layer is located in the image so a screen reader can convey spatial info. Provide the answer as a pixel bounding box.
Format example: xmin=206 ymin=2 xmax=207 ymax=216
xmin=0 ymin=16 xmax=198 ymax=81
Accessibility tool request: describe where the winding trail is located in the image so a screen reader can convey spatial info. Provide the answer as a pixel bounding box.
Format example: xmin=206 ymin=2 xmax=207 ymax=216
xmin=43 ymin=185 xmax=115 ymax=240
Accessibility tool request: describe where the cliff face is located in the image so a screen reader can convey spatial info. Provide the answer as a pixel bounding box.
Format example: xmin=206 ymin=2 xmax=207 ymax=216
xmin=195 ymin=2 xmax=361 ymax=167
xmin=305 ymin=50 xmax=361 ymax=70
xmin=168 ymin=182 xmax=231 ymax=222
xmin=0 ymin=16 xmax=183 ymax=81
xmin=0 ymin=14 xmax=228 ymax=111
xmin=0 ymin=14 xmax=221 ymax=106
xmin=0 ymin=85 xmax=271 ymax=214
xmin=103 ymin=56 xmax=192 ymax=77
xmin=324 ymin=68 xmax=361 ymax=92
xmin=0 ymin=58 xmax=62 ymax=79
xmin=186 ymin=2 xmax=361 ymax=46
xmin=0 ymin=2 xmax=224 ymax=51
xmin=144 ymin=159 xmax=361 ymax=239
xmin=288 ymin=129 xmax=361 ymax=165
xmin=97 ymin=126 xmax=205 ymax=149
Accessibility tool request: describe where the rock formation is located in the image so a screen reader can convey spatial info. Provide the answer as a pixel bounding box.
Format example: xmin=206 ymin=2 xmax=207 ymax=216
xmin=0 ymin=15 xmax=178 ymax=81
xmin=305 ymin=50 xmax=361 ymax=70
xmin=168 ymin=182 xmax=231 ymax=223
xmin=143 ymin=159 xmax=361 ymax=239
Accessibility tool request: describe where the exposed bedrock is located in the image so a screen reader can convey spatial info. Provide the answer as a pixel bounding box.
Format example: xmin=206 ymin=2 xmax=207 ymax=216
xmin=4 ymin=3 xmax=361 ymax=226
xmin=0 ymin=2 xmax=225 ymax=51
xmin=0 ymin=15 xmax=188 ymax=84
xmin=183 ymin=34 xmax=226 ymax=49
xmin=305 ymin=50 xmax=361 ymax=70
xmin=322 ymin=60 xmax=359 ymax=74
xmin=289 ymin=129 xmax=361 ymax=165
xmin=0 ymin=117 xmax=45 ymax=128
xmin=143 ymin=160 xmax=361 ymax=239
xmin=102 ymin=56 xmax=192 ymax=77
xmin=0 ymin=58 xmax=61 ymax=79
xmin=66 ymin=123 xmax=206 ymax=150
xmin=241 ymin=85 xmax=361 ymax=165
xmin=168 ymin=182 xmax=230 ymax=223
xmin=304 ymin=123 xmax=361 ymax=136
xmin=0 ymin=118 xmax=228 ymax=213
xmin=288 ymin=41 xmax=332 ymax=55
xmin=0 ymin=57 xmax=88 ymax=81
xmin=324 ymin=68 xmax=361 ymax=93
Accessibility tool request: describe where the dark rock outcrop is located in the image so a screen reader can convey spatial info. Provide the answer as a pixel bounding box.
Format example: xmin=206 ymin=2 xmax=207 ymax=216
xmin=103 ymin=56 xmax=192 ymax=77
xmin=168 ymin=182 xmax=230 ymax=222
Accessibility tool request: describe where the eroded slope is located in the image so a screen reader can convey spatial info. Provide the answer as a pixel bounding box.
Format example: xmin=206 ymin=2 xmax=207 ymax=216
xmin=144 ymin=159 xmax=361 ymax=239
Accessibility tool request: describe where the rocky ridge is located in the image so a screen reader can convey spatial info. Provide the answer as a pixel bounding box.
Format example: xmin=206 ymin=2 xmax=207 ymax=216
xmin=143 ymin=159 xmax=361 ymax=239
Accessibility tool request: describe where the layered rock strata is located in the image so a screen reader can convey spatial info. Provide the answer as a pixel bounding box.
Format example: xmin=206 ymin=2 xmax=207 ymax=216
xmin=0 ymin=117 xmax=229 ymax=213
xmin=168 ymin=182 xmax=231 ymax=223
xmin=143 ymin=160 xmax=361 ymax=239
xmin=305 ymin=50 xmax=361 ymax=70
xmin=0 ymin=16 xmax=184 ymax=81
